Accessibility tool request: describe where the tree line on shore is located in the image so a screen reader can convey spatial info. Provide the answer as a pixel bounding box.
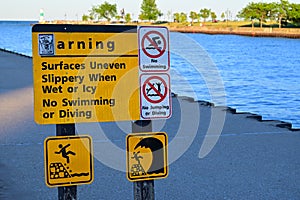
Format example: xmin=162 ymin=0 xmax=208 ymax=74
xmin=81 ymin=0 xmax=300 ymax=28
xmin=238 ymin=0 xmax=300 ymax=28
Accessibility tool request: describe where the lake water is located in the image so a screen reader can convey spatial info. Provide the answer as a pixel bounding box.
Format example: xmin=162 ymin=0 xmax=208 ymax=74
xmin=0 ymin=20 xmax=299 ymax=128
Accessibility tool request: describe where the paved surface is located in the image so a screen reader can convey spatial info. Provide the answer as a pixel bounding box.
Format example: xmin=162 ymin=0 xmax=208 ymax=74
xmin=0 ymin=50 xmax=300 ymax=200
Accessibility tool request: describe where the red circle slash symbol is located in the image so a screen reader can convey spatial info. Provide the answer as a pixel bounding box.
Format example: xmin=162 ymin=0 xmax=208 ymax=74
xmin=141 ymin=31 xmax=166 ymax=58
xmin=142 ymin=76 xmax=168 ymax=103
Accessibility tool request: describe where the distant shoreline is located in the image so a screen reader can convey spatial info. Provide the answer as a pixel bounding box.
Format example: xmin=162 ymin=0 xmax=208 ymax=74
xmin=39 ymin=20 xmax=300 ymax=39
xmin=168 ymin=26 xmax=300 ymax=39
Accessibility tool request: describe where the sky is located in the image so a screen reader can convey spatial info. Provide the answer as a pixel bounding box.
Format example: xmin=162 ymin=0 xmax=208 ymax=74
xmin=1 ymin=0 xmax=300 ymax=21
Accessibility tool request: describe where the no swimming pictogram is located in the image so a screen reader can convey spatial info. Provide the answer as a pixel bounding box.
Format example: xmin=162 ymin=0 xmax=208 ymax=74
xmin=142 ymin=76 xmax=168 ymax=104
xmin=141 ymin=31 xmax=167 ymax=58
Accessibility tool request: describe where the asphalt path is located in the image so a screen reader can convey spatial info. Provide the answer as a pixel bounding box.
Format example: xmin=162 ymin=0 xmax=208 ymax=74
xmin=0 ymin=50 xmax=300 ymax=200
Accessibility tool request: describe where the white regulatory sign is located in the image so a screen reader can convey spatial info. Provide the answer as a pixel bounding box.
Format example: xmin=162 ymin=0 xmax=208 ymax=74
xmin=138 ymin=26 xmax=171 ymax=120
xmin=140 ymin=73 xmax=171 ymax=119
xmin=138 ymin=27 xmax=170 ymax=72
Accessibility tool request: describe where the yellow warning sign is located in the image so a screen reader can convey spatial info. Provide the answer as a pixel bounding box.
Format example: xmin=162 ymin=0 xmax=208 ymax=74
xmin=126 ymin=132 xmax=168 ymax=181
xmin=44 ymin=135 xmax=93 ymax=187
xmin=32 ymin=24 xmax=140 ymax=124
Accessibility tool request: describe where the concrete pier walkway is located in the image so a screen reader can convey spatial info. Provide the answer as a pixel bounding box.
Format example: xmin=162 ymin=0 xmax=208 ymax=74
xmin=0 ymin=50 xmax=300 ymax=200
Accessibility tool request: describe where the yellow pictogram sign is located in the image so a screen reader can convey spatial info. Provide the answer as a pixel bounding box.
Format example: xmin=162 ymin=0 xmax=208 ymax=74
xmin=126 ymin=132 xmax=168 ymax=181
xmin=44 ymin=135 xmax=93 ymax=187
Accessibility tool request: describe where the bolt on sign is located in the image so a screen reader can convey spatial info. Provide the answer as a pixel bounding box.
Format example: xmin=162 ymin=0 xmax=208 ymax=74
xmin=44 ymin=135 xmax=93 ymax=187
xmin=32 ymin=25 xmax=171 ymax=124
xmin=126 ymin=132 xmax=168 ymax=181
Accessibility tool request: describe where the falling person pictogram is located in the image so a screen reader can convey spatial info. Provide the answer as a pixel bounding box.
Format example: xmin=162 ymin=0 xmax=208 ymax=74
xmin=55 ymin=144 xmax=76 ymax=163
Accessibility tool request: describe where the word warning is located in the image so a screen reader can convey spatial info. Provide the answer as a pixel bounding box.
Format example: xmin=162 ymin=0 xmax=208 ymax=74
xmin=44 ymin=135 xmax=93 ymax=187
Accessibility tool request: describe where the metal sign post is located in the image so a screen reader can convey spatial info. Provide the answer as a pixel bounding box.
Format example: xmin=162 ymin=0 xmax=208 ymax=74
xmin=56 ymin=124 xmax=77 ymax=200
xmin=131 ymin=120 xmax=154 ymax=200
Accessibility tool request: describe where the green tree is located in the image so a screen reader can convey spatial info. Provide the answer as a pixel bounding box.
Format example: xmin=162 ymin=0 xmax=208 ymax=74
xmin=288 ymin=3 xmax=300 ymax=24
xmin=82 ymin=14 xmax=89 ymax=21
xmin=199 ymin=8 xmax=211 ymax=23
xmin=173 ymin=12 xmax=181 ymax=22
xmin=238 ymin=2 xmax=276 ymax=28
xmin=125 ymin=13 xmax=132 ymax=23
xmin=89 ymin=7 xmax=97 ymax=21
xmin=90 ymin=1 xmax=117 ymax=22
xmin=115 ymin=15 xmax=121 ymax=21
xmin=197 ymin=13 xmax=201 ymax=22
xmin=221 ymin=12 xmax=225 ymax=21
xmin=189 ymin=11 xmax=198 ymax=25
xmin=211 ymin=12 xmax=217 ymax=22
xmin=89 ymin=13 xmax=94 ymax=21
xmin=262 ymin=2 xmax=277 ymax=27
xmin=238 ymin=3 xmax=257 ymax=28
xmin=180 ymin=12 xmax=187 ymax=23
xmin=267 ymin=2 xmax=278 ymax=21
xmin=238 ymin=2 xmax=267 ymax=28
xmin=173 ymin=12 xmax=187 ymax=23
xmin=271 ymin=0 xmax=288 ymax=28
xmin=139 ymin=0 xmax=161 ymax=21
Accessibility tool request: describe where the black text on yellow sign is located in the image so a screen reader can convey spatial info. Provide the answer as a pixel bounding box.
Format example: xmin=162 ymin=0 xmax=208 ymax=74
xmin=32 ymin=25 xmax=140 ymax=124
xmin=126 ymin=132 xmax=168 ymax=181
xmin=44 ymin=135 xmax=93 ymax=187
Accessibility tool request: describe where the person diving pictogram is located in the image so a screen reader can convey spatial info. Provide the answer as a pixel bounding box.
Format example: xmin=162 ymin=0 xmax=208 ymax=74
xmin=146 ymin=36 xmax=162 ymax=50
xmin=55 ymin=144 xmax=76 ymax=163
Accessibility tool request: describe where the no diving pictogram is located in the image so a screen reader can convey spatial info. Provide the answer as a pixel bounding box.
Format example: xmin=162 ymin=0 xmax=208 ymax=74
xmin=142 ymin=76 xmax=168 ymax=103
xmin=141 ymin=31 xmax=166 ymax=58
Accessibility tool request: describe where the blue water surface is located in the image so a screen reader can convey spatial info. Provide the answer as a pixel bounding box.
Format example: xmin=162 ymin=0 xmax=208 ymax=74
xmin=185 ymin=33 xmax=300 ymax=128
xmin=0 ymin=21 xmax=35 ymax=56
xmin=0 ymin=21 xmax=299 ymax=128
